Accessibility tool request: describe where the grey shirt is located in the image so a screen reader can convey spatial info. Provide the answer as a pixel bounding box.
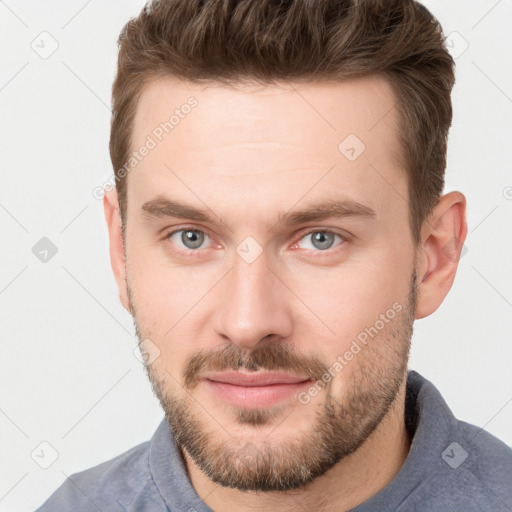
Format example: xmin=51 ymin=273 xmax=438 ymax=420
xmin=34 ymin=370 xmax=512 ymax=511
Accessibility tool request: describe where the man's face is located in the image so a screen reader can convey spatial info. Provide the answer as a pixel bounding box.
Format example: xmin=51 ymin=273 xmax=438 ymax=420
xmin=123 ymin=76 xmax=418 ymax=491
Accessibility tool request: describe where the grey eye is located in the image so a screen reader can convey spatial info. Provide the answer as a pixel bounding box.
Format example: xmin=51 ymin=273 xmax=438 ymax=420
xmin=168 ymin=229 xmax=208 ymax=250
xmin=181 ymin=229 xmax=205 ymax=249
xmin=311 ymin=232 xmax=335 ymax=250
xmin=297 ymin=231 xmax=341 ymax=251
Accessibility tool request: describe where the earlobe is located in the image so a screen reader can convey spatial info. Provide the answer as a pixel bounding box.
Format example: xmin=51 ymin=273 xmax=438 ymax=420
xmin=103 ymin=187 xmax=130 ymax=312
xmin=414 ymin=191 xmax=468 ymax=319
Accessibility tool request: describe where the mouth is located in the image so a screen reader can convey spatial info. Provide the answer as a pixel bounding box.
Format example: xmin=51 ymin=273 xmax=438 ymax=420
xmin=201 ymin=371 xmax=313 ymax=409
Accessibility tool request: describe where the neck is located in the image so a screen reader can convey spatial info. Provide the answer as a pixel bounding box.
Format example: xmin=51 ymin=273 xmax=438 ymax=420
xmin=183 ymin=379 xmax=411 ymax=512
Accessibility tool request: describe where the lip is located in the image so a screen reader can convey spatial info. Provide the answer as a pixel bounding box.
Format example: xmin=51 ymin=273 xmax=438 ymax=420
xmin=202 ymin=371 xmax=311 ymax=386
xmin=201 ymin=371 xmax=313 ymax=409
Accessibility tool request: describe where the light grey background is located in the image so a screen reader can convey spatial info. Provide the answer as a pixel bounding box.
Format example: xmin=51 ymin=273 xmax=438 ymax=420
xmin=1 ymin=1 xmax=511 ymax=511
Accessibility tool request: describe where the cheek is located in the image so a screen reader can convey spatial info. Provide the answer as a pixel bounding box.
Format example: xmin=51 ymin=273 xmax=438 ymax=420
xmin=127 ymin=241 xmax=206 ymax=319
xmin=295 ymin=264 xmax=401 ymax=323
xmin=287 ymin=252 xmax=410 ymax=354
xmin=127 ymin=253 xmax=216 ymax=370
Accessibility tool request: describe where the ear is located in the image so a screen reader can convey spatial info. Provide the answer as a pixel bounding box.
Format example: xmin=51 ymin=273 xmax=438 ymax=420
xmin=103 ymin=187 xmax=130 ymax=312
xmin=415 ymin=191 xmax=468 ymax=319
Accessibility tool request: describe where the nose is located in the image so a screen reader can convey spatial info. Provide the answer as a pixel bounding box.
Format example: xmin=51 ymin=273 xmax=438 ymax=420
xmin=212 ymin=247 xmax=293 ymax=350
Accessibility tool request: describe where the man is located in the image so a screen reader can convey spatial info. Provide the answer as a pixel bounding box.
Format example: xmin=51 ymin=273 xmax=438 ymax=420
xmin=36 ymin=0 xmax=512 ymax=510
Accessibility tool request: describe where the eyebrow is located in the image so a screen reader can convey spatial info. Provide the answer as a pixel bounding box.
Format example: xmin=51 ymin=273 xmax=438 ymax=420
xmin=141 ymin=196 xmax=377 ymax=230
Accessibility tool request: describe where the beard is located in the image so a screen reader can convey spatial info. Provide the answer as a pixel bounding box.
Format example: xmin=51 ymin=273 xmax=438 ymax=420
xmin=128 ymin=268 xmax=418 ymax=492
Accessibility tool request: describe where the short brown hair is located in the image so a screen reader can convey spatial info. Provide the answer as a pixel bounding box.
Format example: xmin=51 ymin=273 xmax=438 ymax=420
xmin=109 ymin=0 xmax=455 ymax=246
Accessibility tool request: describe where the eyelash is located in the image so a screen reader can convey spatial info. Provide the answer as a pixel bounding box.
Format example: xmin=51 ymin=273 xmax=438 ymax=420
xmin=162 ymin=226 xmax=349 ymax=257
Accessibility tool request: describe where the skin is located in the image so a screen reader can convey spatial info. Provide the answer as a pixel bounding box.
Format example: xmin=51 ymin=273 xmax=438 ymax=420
xmin=103 ymin=75 xmax=467 ymax=511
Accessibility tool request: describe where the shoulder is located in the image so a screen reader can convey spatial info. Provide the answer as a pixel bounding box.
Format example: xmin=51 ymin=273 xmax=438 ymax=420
xmin=34 ymin=440 xmax=164 ymax=512
xmin=399 ymin=371 xmax=512 ymax=510
xmin=456 ymin=420 xmax=512 ymax=498
xmin=415 ymin=423 xmax=512 ymax=511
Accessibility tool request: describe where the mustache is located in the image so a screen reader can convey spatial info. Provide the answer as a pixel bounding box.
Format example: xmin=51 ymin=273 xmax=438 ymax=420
xmin=183 ymin=342 xmax=329 ymax=389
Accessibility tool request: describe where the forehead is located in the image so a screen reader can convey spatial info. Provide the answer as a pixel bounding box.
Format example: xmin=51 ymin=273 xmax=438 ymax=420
xmin=132 ymin=75 xmax=402 ymax=157
xmin=127 ymin=75 xmax=407 ymax=228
